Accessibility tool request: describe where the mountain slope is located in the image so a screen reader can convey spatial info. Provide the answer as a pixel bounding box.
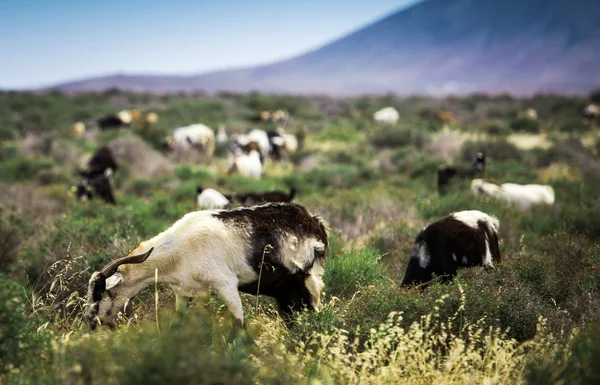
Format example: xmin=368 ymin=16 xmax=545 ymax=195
xmin=52 ymin=0 xmax=600 ymax=95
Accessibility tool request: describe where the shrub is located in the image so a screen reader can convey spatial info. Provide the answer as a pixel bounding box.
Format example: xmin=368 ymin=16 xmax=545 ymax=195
xmin=483 ymin=122 xmax=512 ymax=137
xmin=0 ymin=126 xmax=15 ymax=140
xmin=0 ymin=157 xmax=54 ymax=182
xmin=557 ymin=119 xmax=589 ymax=133
xmin=371 ymin=127 xmax=426 ymax=149
xmin=57 ymin=311 xmax=259 ymax=385
xmin=174 ymin=164 xmax=213 ymax=182
xmin=461 ymin=138 xmax=523 ymax=162
xmin=324 ymin=248 xmax=384 ymax=298
xmin=0 ymin=276 xmax=48 ymax=373
xmin=511 ymin=118 xmax=540 ymax=133
xmin=526 ymin=320 xmax=600 ymax=385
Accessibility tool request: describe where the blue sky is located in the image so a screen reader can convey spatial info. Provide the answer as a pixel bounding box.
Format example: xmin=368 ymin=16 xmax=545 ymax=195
xmin=0 ymin=0 xmax=420 ymax=89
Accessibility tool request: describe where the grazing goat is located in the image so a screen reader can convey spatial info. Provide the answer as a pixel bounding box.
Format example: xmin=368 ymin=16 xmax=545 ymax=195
xmin=471 ymin=179 xmax=555 ymax=211
xmin=437 ymin=152 xmax=486 ymax=194
xmin=373 ymin=107 xmax=399 ymax=125
xmin=236 ymin=187 xmax=296 ymax=205
xmin=518 ymin=108 xmax=538 ymax=120
xmin=74 ymin=174 xmax=116 ymax=205
xmin=269 ymin=130 xmax=298 ymax=161
xmin=84 ymin=203 xmax=328 ymax=329
xmin=582 ymin=104 xmax=599 ymax=121
xmin=228 ymin=141 xmax=263 ymax=179
xmin=97 ymin=110 xmax=133 ymax=130
xmin=170 ymin=123 xmax=216 ymax=156
xmin=197 ymin=187 xmax=232 ymax=209
xmin=80 ymin=146 xmax=119 ymax=179
xmin=401 ymin=210 xmax=501 ymax=287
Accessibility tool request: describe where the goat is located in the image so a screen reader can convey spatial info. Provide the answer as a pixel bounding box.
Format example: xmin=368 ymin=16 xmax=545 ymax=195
xmin=97 ymin=110 xmax=133 ymax=130
xmin=437 ymin=152 xmax=486 ymax=194
xmin=74 ymin=173 xmax=116 ymax=205
xmin=373 ymin=107 xmax=399 ymax=125
xmin=471 ymin=179 xmax=555 ymax=211
xmin=170 ymin=123 xmax=216 ymax=157
xmin=401 ymin=210 xmax=501 ymax=287
xmin=236 ymin=187 xmax=296 ymax=205
xmin=518 ymin=108 xmax=538 ymax=120
xmin=80 ymin=146 xmax=119 ymax=179
xmin=84 ymin=202 xmax=328 ymax=329
xmin=71 ymin=122 xmax=85 ymax=138
xmin=197 ymin=187 xmax=232 ymax=209
xmin=582 ymin=104 xmax=599 ymax=121
xmin=228 ymin=141 xmax=263 ymax=179
xmin=269 ymin=130 xmax=298 ymax=161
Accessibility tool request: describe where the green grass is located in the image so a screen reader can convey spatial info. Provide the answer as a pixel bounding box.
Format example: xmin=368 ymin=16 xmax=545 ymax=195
xmin=1 ymin=90 xmax=600 ymax=384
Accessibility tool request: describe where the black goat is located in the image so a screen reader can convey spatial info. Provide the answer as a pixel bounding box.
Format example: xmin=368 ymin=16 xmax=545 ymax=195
xmin=79 ymin=146 xmax=118 ymax=179
xmin=74 ymin=174 xmax=116 ymax=205
xmin=236 ymin=187 xmax=296 ymax=205
xmin=437 ymin=152 xmax=485 ymax=194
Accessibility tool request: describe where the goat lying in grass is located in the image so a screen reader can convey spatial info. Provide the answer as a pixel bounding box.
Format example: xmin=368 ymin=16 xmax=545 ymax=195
xmin=85 ymin=202 xmax=328 ymax=329
xmin=401 ymin=210 xmax=501 ymax=287
xmin=471 ymin=179 xmax=555 ymax=211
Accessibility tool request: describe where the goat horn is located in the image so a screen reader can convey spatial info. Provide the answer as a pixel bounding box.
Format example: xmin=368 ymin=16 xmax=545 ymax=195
xmin=100 ymin=247 xmax=154 ymax=276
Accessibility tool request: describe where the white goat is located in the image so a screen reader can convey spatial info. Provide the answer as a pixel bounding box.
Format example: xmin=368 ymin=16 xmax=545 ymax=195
xmin=84 ymin=203 xmax=328 ymax=329
xmin=373 ymin=107 xmax=399 ymax=124
xmin=471 ymin=179 xmax=555 ymax=211
xmin=172 ymin=123 xmax=215 ymax=156
xmin=197 ymin=187 xmax=231 ymax=209
xmin=228 ymin=142 xmax=263 ymax=179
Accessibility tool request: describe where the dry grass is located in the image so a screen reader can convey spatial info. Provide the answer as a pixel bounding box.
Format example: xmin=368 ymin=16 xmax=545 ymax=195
xmin=507 ymin=134 xmax=552 ymax=150
xmin=250 ymin=293 xmax=565 ymax=385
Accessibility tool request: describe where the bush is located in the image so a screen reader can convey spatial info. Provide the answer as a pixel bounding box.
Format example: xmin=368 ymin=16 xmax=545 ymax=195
xmin=0 ymin=276 xmax=48 ymax=373
xmin=483 ymin=122 xmax=512 ymax=137
xmin=526 ymin=320 xmax=600 ymax=384
xmin=324 ymin=248 xmax=384 ymax=298
xmin=371 ymin=127 xmax=426 ymax=149
xmin=461 ymin=138 xmax=523 ymax=162
xmin=0 ymin=157 xmax=54 ymax=182
xmin=510 ymin=118 xmax=540 ymax=133
xmin=0 ymin=126 xmax=15 ymax=140
xmin=557 ymin=119 xmax=589 ymax=133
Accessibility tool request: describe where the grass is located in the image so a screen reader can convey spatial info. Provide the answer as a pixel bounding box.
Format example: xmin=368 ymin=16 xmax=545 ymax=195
xmin=1 ymin=90 xmax=600 ymax=384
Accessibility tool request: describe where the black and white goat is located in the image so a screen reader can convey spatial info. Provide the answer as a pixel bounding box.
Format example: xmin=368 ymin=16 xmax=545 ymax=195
xmin=437 ymin=152 xmax=486 ymax=194
xmin=97 ymin=110 xmax=133 ymax=130
xmin=76 ymin=146 xmax=118 ymax=204
xmin=401 ymin=210 xmax=501 ymax=287
xmin=74 ymin=174 xmax=116 ymax=205
xmin=80 ymin=146 xmax=118 ymax=179
xmin=84 ymin=202 xmax=328 ymax=329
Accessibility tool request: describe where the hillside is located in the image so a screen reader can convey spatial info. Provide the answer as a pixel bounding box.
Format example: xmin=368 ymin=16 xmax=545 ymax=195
xmin=53 ymin=0 xmax=600 ymax=95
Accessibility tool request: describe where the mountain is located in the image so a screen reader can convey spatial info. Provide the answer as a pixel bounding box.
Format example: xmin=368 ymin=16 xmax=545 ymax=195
xmin=51 ymin=0 xmax=600 ymax=95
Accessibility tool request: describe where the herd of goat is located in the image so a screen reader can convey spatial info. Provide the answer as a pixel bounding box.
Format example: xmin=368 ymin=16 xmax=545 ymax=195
xmin=76 ymin=103 xmax=582 ymax=330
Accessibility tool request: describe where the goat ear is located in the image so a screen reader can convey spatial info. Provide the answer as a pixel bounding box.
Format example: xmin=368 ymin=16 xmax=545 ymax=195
xmin=105 ymin=272 xmax=123 ymax=290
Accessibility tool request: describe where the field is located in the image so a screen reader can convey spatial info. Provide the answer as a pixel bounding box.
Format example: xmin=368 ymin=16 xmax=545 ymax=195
xmin=1 ymin=90 xmax=600 ymax=384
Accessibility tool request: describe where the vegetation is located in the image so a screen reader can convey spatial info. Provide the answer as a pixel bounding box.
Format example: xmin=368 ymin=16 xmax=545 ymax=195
xmin=0 ymin=89 xmax=599 ymax=384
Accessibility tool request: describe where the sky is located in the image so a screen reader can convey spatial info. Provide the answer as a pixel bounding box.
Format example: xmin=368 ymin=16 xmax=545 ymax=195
xmin=0 ymin=0 xmax=421 ymax=89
